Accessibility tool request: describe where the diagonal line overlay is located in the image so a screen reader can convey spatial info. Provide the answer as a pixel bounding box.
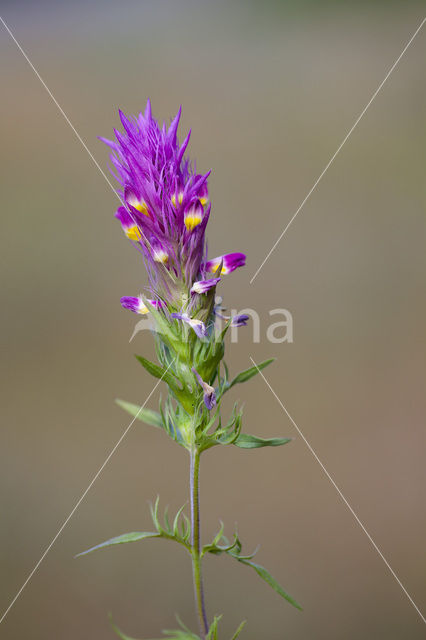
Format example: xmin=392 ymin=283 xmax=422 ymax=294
xmin=0 ymin=15 xmax=121 ymax=203
xmin=0 ymin=361 xmax=175 ymax=625
xmin=249 ymin=17 xmax=426 ymax=284
xmin=249 ymin=356 xmax=426 ymax=625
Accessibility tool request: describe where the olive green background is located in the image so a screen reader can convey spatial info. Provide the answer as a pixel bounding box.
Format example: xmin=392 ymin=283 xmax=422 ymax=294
xmin=1 ymin=1 xmax=425 ymax=638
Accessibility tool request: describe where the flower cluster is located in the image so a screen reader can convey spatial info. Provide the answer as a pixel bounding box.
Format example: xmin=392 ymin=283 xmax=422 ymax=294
xmin=102 ymin=100 xmax=245 ymax=324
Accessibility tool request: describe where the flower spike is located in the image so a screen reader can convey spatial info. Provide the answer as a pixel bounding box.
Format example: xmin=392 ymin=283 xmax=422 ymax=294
xmin=99 ymin=102 xmax=298 ymax=640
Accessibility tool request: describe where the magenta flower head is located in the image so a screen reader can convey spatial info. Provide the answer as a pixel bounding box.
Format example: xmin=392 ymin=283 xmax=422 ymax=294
xmin=102 ymin=101 xmax=245 ymax=315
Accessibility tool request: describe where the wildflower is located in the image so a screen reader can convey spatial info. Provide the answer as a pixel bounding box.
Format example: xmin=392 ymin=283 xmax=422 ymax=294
xmin=102 ymin=103 xmax=213 ymax=298
xmin=195 ymin=175 xmax=209 ymax=207
xmin=231 ymin=314 xmax=250 ymax=327
xmin=192 ymin=368 xmax=217 ymax=410
xmin=171 ymin=312 xmax=207 ymax=339
xmin=120 ymin=296 xmax=149 ymax=314
xmin=184 ymin=200 xmax=204 ymax=232
xmin=120 ymin=297 xmax=163 ymax=314
xmin=150 ymin=237 xmax=169 ymax=265
xmin=204 ymin=253 xmax=246 ymax=275
xmin=94 ymin=102 xmax=299 ymax=640
xmin=124 ymin=186 xmax=150 ymax=217
xmin=190 ymin=278 xmax=220 ymax=295
xmin=115 ymin=207 xmax=142 ymax=242
xmin=102 ymin=101 xmax=245 ymax=312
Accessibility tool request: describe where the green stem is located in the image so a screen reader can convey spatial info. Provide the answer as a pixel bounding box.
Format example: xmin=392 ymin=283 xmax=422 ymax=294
xmin=190 ymin=447 xmax=209 ymax=639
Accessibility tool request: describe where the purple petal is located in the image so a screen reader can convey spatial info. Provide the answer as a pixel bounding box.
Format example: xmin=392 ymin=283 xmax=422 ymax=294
xmin=204 ymin=252 xmax=246 ymax=275
xmin=190 ymin=278 xmax=220 ymax=295
xmin=192 ymin=368 xmax=217 ymax=410
xmin=231 ymin=314 xmax=250 ymax=327
xmin=171 ymin=313 xmax=207 ymax=338
xmin=120 ymin=296 xmax=149 ymax=314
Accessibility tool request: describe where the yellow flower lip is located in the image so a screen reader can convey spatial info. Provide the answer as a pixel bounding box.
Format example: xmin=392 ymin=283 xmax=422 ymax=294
xmin=127 ymin=191 xmax=149 ymax=216
xmin=184 ymin=214 xmax=202 ymax=231
xmin=125 ymin=225 xmax=142 ymax=241
xmin=136 ymin=298 xmax=149 ymax=314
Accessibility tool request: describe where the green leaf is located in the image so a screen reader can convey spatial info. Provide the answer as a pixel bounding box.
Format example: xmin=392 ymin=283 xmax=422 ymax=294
xmin=135 ymin=355 xmax=194 ymax=415
xmin=206 ymin=616 xmax=222 ymax=639
xmin=115 ymin=399 xmax=164 ymax=428
xmin=135 ymin=355 xmax=179 ymax=389
xmin=76 ymin=531 xmax=159 ymax=557
xmin=237 ymin=558 xmax=302 ymax=611
xmin=111 ymin=618 xmax=142 ymax=640
xmin=228 ymin=358 xmax=275 ymax=389
xmin=230 ymin=620 xmax=246 ymax=639
xmin=233 ymin=433 xmax=292 ymax=449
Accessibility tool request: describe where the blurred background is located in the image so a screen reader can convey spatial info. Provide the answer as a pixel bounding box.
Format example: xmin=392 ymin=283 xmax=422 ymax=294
xmin=1 ymin=1 xmax=425 ymax=638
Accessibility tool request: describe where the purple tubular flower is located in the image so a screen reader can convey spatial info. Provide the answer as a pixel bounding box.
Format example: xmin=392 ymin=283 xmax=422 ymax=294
xmin=194 ymin=174 xmax=209 ymax=206
xmin=231 ymin=314 xmax=250 ymax=327
xmin=184 ymin=199 xmax=204 ymax=232
xmin=190 ymin=277 xmax=220 ymax=295
xmin=120 ymin=296 xmax=149 ymax=314
xmin=171 ymin=312 xmax=207 ymax=339
xmin=115 ymin=207 xmax=142 ymax=242
xmin=150 ymin=236 xmax=169 ymax=265
xmin=203 ymin=252 xmax=246 ymax=275
xmin=102 ymin=101 xmax=212 ymax=295
xmin=192 ymin=368 xmax=217 ymax=410
xmin=120 ymin=296 xmax=164 ymax=314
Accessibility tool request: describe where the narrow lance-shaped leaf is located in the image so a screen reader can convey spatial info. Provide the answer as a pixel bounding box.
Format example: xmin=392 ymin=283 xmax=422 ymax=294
xmin=233 ymin=433 xmax=292 ymax=449
xmin=76 ymin=531 xmax=159 ymax=557
xmin=228 ymin=358 xmax=275 ymax=389
xmin=135 ymin=354 xmax=180 ymax=390
xmin=115 ymin=399 xmax=164 ymax=429
xmin=237 ymin=558 xmax=302 ymax=611
xmin=230 ymin=620 xmax=247 ymax=640
xmin=135 ymin=355 xmax=194 ymax=414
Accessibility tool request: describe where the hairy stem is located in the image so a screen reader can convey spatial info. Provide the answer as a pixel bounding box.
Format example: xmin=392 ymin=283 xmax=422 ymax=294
xmin=190 ymin=447 xmax=209 ymax=638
